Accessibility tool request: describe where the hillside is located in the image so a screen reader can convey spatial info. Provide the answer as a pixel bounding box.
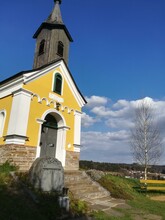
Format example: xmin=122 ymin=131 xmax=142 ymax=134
xmin=80 ymin=160 xmax=165 ymax=174
xmin=1 ymin=162 xmax=165 ymax=219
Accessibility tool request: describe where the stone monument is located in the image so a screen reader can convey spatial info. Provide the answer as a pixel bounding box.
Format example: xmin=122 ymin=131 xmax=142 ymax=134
xmin=29 ymin=157 xmax=64 ymax=192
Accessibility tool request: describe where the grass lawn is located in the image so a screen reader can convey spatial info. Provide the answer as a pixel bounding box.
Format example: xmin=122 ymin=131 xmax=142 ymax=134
xmin=1 ymin=162 xmax=165 ymax=220
xmin=93 ymin=174 xmax=165 ymax=220
xmin=0 ymin=162 xmax=91 ymax=220
xmin=0 ymin=162 xmax=68 ymax=220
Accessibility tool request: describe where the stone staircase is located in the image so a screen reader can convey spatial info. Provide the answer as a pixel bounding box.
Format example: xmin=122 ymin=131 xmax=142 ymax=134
xmin=64 ymin=170 xmax=116 ymax=211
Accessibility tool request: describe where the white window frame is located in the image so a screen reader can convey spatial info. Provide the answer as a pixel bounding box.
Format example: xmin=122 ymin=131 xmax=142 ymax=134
xmin=52 ymin=72 xmax=64 ymax=96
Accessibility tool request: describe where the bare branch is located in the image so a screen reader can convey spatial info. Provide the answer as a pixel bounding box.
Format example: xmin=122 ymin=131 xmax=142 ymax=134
xmin=130 ymin=99 xmax=163 ymax=179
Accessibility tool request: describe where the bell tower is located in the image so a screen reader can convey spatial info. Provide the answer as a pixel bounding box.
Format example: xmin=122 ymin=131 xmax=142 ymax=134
xmin=33 ymin=0 xmax=73 ymax=69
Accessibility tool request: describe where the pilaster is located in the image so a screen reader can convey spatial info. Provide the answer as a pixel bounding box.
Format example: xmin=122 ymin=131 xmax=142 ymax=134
xmin=5 ymin=89 xmax=32 ymax=144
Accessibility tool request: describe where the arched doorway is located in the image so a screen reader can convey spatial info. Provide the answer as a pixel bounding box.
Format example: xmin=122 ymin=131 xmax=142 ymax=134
xmin=40 ymin=114 xmax=58 ymax=157
xmin=37 ymin=110 xmax=69 ymax=167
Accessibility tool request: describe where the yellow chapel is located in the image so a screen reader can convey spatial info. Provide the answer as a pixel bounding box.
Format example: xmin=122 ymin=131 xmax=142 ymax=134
xmin=0 ymin=0 xmax=86 ymax=171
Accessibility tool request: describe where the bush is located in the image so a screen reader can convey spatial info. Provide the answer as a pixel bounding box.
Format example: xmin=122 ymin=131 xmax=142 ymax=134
xmin=0 ymin=161 xmax=18 ymax=173
xmin=69 ymin=192 xmax=89 ymax=217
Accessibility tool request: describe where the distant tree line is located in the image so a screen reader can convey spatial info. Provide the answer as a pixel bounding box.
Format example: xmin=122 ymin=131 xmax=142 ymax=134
xmin=80 ymin=160 xmax=165 ymax=174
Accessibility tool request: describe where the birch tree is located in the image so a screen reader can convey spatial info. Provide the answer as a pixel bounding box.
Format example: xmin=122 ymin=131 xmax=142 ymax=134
xmin=130 ymin=99 xmax=163 ymax=180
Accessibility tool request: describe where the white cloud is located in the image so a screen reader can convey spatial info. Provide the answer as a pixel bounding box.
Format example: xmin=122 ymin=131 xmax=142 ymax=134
xmin=85 ymin=95 xmax=108 ymax=108
xmin=81 ymin=130 xmax=129 ymax=150
xmin=81 ymin=131 xmax=132 ymax=163
xmin=106 ymin=118 xmax=134 ymax=129
xmin=81 ymin=112 xmax=99 ymax=127
xmin=81 ymin=96 xmax=165 ymax=164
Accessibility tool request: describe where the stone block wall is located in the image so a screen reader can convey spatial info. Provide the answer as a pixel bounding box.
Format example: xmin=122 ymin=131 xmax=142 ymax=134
xmin=65 ymin=150 xmax=80 ymax=170
xmin=0 ymin=145 xmax=80 ymax=171
xmin=0 ymin=145 xmax=36 ymax=171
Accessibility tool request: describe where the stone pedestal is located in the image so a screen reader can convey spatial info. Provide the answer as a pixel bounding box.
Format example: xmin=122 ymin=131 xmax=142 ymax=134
xmin=29 ymin=157 xmax=64 ymax=192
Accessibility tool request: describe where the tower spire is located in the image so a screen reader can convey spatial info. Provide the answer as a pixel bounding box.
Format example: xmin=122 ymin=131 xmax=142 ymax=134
xmin=33 ymin=0 xmax=73 ymax=69
xmin=46 ymin=0 xmax=63 ymax=24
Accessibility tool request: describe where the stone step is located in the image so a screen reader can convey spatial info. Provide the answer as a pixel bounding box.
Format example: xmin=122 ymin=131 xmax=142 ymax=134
xmin=64 ymin=170 xmax=127 ymax=213
xmin=64 ymin=170 xmax=110 ymax=202
xmin=65 ymin=181 xmax=96 ymax=190
xmin=64 ymin=171 xmax=85 ymax=178
xmin=65 ymin=176 xmax=93 ymax=184
xmin=68 ymin=185 xmax=100 ymax=195
xmin=65 ymin=176 xmax=90 ymax=184
xmin=64 ymin=171 xmax=87 ymax=182
xmin=67 ymin=182 xmax=107 ymax=191
xmin=78 ymin=190 xmax=110 ymax=200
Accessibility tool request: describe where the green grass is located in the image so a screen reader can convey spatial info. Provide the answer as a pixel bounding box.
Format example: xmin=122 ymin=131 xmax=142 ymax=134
xmin=0 ymin=162 xmax=90 ymax=219
xmin=94 ymin=174 xmax=165 ymax=220
xmin=0 ymin=163 xmax=64 ymax=220
xmin=98 ymin=175 xmax=140 ymax=200
xmin=128 ymin=196 xmax=165 ymax=219
xmin=93 ymin=211 xmax=132 ymax=220
xmin=1 ymin=163 xmax=165 ymax=220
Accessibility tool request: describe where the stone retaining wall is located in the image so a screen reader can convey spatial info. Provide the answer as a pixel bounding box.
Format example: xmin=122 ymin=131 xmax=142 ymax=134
xmin=0 ymin=145 xmax=36 ymax=171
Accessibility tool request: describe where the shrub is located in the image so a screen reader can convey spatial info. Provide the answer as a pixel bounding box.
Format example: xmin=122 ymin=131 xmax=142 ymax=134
xmin=0 ymin=161 xmax=18 ymax=173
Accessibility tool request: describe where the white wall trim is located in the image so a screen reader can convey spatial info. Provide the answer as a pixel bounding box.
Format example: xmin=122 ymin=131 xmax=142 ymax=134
xmin=49 ymin=92 xmax=64 ymax=103
xmin=36 ymin=119 xmax=46 ymax=124
xmin=36 ymin=109 xmax=68 ymax=167
xmin=6 ymin=89 xmax=32 ymax=144
xmin=60 ymin=63 xmax=85 ymax=107
xmin=5 ymin=135 xmax=28 ymax=145
xmin=74 ymin=111 xmax=82 ymax=147
xmin=51 ymin=71 xmax=64 ymax=96
xmin=73 ymin=144 xmax=81 ymax=153
xmin=0 ymin=109 xmax=6 ymax=138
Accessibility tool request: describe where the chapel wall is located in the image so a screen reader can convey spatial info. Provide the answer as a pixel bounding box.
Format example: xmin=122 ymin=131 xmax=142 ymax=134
xmin=0 ymin=96 xmax=13 ymax=145
xmin=65 ymin=151 xmax=80 ymax=170
xmin=0 ymin=144 xmax=36 ymax=171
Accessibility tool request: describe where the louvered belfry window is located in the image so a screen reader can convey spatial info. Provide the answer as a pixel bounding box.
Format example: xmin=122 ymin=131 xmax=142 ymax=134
xmin=38 ymin=39 xmax=45 ymax=55
xmin=57 ymin=41 xmax=64 ymax=57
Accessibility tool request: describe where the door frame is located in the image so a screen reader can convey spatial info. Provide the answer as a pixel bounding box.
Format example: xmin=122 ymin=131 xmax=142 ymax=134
xmin=36 ymin=109 xmax=69 ymax=167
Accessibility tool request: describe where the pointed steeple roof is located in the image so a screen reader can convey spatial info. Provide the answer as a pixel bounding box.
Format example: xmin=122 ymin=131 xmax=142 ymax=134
xmin=33 ymin=0 xmax=73 ymax=42
xmin=46 ymin=0 xmax=63 ymax=24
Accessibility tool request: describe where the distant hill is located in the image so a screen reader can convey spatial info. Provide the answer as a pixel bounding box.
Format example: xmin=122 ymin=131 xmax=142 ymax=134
xmin=80 ymin=160 xmax=165 ymax=174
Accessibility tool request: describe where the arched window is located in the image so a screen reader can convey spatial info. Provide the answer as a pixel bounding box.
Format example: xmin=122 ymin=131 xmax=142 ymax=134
xmin=57 ymin=41 xmax=64 ymax=57
xmin=38 ymin=39 xmax=45 ymax=55
xmin=53 ymin=73 xmax=62 ymax=95
xmin=0 ymin=111 xmax=6 ymax=137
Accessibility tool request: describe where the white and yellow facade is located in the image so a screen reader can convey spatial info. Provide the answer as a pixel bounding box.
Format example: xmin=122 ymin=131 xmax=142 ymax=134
xmin=0 ymin=59 xmax=86 ymax=170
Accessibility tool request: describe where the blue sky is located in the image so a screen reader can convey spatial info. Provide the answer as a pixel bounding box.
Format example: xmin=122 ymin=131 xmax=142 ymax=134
xmin=1 ymin=0 xmax=165 ymax=164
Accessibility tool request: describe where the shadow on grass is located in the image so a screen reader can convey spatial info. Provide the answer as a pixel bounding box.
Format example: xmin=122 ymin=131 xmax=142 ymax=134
xmin=0 ymin=174 xmax=62 ymax=220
